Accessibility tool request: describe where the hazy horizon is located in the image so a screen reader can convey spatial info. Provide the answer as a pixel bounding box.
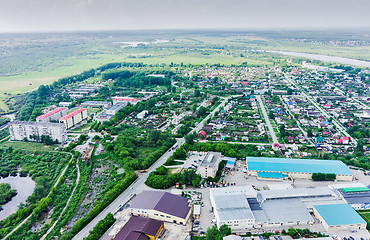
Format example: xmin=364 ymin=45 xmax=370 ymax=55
xmin=0 ymin=0 xmax=369 ymax=33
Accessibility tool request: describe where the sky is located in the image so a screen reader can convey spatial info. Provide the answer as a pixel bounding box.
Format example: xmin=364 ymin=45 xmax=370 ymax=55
xmin=0 ymin=0 xmax=369 ymax=32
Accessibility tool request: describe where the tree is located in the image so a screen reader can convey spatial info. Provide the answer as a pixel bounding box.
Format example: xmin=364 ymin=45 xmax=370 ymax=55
xmin=198 ymin=106 xmax=207 ymax=117
xmin=206 ymin=225 xmax=222 ymax=240
xmin=307 ymin=128 xmax=313 ymax=138
xmin=219 ymin=224 xmax=231 ymax=237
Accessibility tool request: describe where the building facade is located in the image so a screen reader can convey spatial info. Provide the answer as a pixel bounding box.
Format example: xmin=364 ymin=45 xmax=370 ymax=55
xmin=198 ymin=152 xmax=222 ymax=178
xmin=59 ymin=108 xmax=88 ymax=129
xmin=9 ymin=121 xmax=67 ymax=143
xmin=36 ymin=107 xmax=67 ymax=122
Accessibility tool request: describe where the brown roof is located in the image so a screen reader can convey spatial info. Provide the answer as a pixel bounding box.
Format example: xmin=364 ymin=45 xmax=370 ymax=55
xmin=114 ymin=216 xmax=162 ymax=240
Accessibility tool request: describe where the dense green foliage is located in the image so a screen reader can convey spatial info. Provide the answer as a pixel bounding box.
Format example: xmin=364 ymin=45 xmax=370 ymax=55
xmin=145 ymin=166 xmax=201 ymax=189
xmin=312 ymin=173 xmax=336 ymax=181
xmin=105 ymin=129 xmax=175 ymax=170
xmin=0 ymin=183 xmax=17 ymax=208
xmin=0 ymin=150 xmax=70 ymax=238
xmin=59 ymin=171 xmax=137 ymax=240
xmin=83 ymin=213 xmax=115 ymax=240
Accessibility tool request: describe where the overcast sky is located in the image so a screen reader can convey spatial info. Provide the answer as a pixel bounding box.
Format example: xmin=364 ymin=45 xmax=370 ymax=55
xmin=0 ymin=0 xmax=369 ymax=32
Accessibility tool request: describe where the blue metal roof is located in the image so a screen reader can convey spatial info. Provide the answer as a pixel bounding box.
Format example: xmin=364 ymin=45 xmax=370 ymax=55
xmin=246 ymin=157 xmax=352 ymax=175
xmin=314 ymin=204 xmax=366 ymax=226
xmin=257 ymin=172 xmax=285 ymax=179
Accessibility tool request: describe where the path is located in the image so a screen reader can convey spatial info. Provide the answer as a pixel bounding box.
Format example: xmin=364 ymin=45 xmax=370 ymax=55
xmin=40 ymin=161 xmax=81 ymax=240
xmin=72 ymin=96 xmax=233 ymax=240
xmin=2 ymin=153 xmax=74 ymax=240
xmin=255 ymin=95 xmax=278 ymax=143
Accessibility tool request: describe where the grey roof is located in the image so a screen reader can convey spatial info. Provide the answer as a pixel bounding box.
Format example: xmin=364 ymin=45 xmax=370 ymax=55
xmin=339 ymin=190 xmax=370 ymax=204
xmin=130 ymin=191 xmax=190 ymax=219
xmin=213 ymin=194 xmax=254 ymax=221
xmin=252 ymin=210 xmax=268 ymax=223
xmin=261 ymin=199 xmax=313 ymax=224
xmin=259 ymin=187 xmax=336 ymax=201
xmin=200 ymin=151 xmax=221 ymax=168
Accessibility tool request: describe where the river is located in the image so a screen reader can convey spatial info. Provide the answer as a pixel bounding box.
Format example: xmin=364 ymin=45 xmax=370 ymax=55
xmin=265 ymin=50 xmax=370 ymax=68
xmin=0 ymin=175 xmax=35 ymax=220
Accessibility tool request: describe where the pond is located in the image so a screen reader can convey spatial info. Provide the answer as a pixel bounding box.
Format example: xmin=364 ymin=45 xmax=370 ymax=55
xmin=0 ymin=175 xmax=35 ymax=220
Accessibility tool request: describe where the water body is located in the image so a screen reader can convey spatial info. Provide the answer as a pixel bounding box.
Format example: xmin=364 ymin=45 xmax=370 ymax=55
xmin=265 ymin=50 xmax=370 ymax=68
xmin=0 ymin=175 xmax=35 ymax=220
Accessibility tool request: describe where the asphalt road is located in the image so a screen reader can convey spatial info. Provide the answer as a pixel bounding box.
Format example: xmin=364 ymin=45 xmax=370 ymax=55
xmin=72 ymin=96 xmax=232 ymax=239
xmin=256 ymin=95 xmax=278 ymax=143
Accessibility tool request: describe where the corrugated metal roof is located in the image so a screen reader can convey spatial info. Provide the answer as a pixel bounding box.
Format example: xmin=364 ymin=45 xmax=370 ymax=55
xmin=114 ymin=215 xmax=162 ymax=240
xmin=130 ymin=191 xmax=190 ymax=219
xmin=246 ymin=157 xmax=352 ymax=175
xmin=314 ymin=204 xmax=366 ymax=226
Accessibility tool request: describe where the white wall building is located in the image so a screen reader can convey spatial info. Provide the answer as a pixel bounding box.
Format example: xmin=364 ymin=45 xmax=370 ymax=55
xmin=9 ymin=121 xmax=67 ymax=143
xmin=197 ymin=152 xmax=222 ymax=178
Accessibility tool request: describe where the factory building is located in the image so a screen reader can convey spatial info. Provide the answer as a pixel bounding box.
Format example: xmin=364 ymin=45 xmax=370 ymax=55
xmin=246 ymin=157 xmax=353 ymax=181
xmin=197 ymin=152 xmax=222 ymax=178
xmin=129 ymin=191 xmax=192 ymax=225
xmin=59 ymin=108 xmax=88 ymax=129
xmin=9 ymin=121 xmax=67 ymax=143
xmin=36 ymin=107 xmax=67 ymax=122
xmin=313 ymin=204 xmax=367 ymax=231
xmin=210 ymin=186 xmax=346 ymax=231
xmin=112 ymin=97 xmax=139 ymax=105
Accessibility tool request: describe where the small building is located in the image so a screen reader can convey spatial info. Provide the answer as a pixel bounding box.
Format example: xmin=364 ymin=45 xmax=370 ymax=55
xmin=197 ymin=130 xmax=207 ymax=139
xmin=95 ymin=111 xmax=114 ymax=122
xmin=59 ymin=108 xmax=88 ymax=129
xmin=193 ymin=204 xmax=201 ymax=219
xmin=114 ymin=215 xmax=165 ymax=240
xmin=313 ymin=204 xmax=366 ymax=231
xmin=129 ymin=191 xmax=192 ymax=225
xmin=59 ymin=102 xmax=72 ymax=107
xmin=197 ymin=152 xmax=222 ymax=178
xmin=36 ymin=107 xmax=67 ymax=122
xmin=137 ymin=110 xmax=148 ymax=119
xmin=316 ymin=137 xmax=324 ymax=143
xmin=223 ymin=156 xmax=236 ymax=170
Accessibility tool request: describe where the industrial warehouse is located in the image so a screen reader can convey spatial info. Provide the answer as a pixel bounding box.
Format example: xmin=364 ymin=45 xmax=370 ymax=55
xmin=129 ymin=191 xmax=192 ymax=225
xmin=209 ymin=185 xmax=366 ymax=232
xmin=246 ymin=157 xmax=353 ymax=181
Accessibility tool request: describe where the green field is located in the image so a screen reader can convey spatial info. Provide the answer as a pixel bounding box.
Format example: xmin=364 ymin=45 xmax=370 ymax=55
xmin=1 ymin=31 xmax=369 ymax=112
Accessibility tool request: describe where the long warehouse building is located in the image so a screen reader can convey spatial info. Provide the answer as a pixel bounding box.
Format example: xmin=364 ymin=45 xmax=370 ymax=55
xmin=246 ymin=157 xmax=353 ymax=181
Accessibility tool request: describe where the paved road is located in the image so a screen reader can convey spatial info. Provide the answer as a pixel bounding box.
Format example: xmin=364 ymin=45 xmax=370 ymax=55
xmin=255 ymin=95 xmax=278 ymax=143
xmin=72 ymin=96 xmax=233 ymax=239
xmin=285 ymin=76 xmax=357 ymax=146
